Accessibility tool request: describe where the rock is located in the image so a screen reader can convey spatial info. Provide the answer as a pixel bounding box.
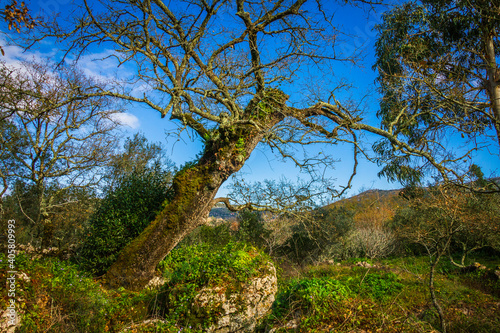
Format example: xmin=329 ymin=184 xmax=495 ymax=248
xmin=18 ymin=272 xmax=30 ymax=283
xmin=146 ymin=276 xmax=166 ymax=289
xmin=193 ymin=262 xmax=278 ymax=333
xmin=0 ymin=307 xmax=22 ymax=333
xmin=18 ymin=244 xmax=35 ymax=254
xmin=356 ymin=261 xmax=375 ymax=269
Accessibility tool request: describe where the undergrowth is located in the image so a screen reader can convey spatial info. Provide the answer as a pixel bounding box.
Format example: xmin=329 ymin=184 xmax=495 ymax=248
xmin=1 ymin=251 xmax=499 ymax=332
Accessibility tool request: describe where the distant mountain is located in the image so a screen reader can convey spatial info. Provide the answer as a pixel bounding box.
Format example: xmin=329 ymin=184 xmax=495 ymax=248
xmin=209 ymin=207 xmax=238 ymax=220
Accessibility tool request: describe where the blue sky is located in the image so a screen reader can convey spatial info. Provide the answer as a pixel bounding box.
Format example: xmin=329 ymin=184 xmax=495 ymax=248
xmin=3 ymin=0 xmax=499 ymax=201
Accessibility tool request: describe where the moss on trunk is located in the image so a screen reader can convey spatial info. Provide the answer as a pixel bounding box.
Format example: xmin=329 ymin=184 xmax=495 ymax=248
xmin=105 ymin=89 xmax=289 ymax=290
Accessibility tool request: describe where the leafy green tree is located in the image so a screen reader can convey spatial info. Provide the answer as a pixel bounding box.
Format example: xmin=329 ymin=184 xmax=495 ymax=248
xmin=234 ymin=210 xmax=270 ymax=249
xmin=105 ymin=133 xmax=175 ymax=191
xmin=2 ymin=181 xmax=97 ymax=248
xmin=373 ymin=0 xmax=500 ymax=186
xmin=282 ymin=207 xmax=354 ymax=264
xmin=76 ymin=165 xmax=174 ymax=276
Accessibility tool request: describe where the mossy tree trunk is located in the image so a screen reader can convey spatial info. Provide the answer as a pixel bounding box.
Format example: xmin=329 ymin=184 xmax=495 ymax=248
xmin=105 ymin=115 xmax=284 ymax=290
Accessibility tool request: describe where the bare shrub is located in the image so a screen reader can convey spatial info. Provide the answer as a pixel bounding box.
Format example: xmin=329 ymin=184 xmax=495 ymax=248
xmin=324 ymin=227 xmax=396 ymax=260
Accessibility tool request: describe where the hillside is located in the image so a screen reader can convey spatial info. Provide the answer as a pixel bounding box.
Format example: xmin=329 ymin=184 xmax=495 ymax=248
xmin=324 ymin=188 xmax=407 ymax=227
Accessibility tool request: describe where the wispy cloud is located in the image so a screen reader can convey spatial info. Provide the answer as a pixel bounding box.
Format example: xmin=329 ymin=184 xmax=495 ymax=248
xmin=111 ymin=112 xmax=140 ymax=129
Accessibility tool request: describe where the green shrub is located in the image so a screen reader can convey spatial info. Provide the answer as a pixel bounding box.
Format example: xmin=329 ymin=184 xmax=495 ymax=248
xmin=180 ymin=223 xmax=234 ymax=248
xmin=156 ymin=242 xmax=271 ymax=329
xmin=74 ymin=167 xmax=173 ymax=276
xmin=0 ymin=252 xmax=157 ymax=333
xmin=271 ymin=276 xmax=352 ymax=327
xmin=360 ymin=272 xmax=404 ymax=300
xmin=234 ymin=210 xmax=271 ymax=248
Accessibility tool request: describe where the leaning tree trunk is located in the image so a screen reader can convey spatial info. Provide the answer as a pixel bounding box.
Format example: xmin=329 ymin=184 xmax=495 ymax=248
xmin=105 ymin=114 xmax=284 ymax=290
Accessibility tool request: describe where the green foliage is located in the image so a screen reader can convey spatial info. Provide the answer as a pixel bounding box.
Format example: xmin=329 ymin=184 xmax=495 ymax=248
xmin=273 ymin=276 xmax=351 ymax=318
xmin=75 ymin=166 xmax=173 ymax=276
xmin=156 ymin=242 xmax=270 ymax=329
xmin=234 ymin=210 xmax=270 ymax=248
xmin=269 ymin=269 xmax=403 ymax=331
xmin=390 ymin=186 xmax=500 ymax=257
xmin=1 ymin=181 xmax=97 ymax=248
xmin=360 ymin=272 xmax=404 ymax=300
xmin=180 ymin=223 xmax=234 ymax=248
xmin=2 ymin=250 xmax=499 ymax=332
xmin=0 ymin=252 xmax=158 ymax=332
xmin=105 ymin=133 xmax=174 ymax=190
xmin=373 ymin=0 xmax=500 ymax=183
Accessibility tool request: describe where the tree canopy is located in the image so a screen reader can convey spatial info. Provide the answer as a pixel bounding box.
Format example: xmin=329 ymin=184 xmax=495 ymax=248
xmin=373 ymin=0 xmax=500 ymax=186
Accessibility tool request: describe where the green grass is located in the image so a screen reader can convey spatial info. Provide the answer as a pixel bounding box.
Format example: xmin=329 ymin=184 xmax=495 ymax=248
xmin=259 ymin=255 xmax=500 ymax=333
xmin=2 ymin=251 xmax=499 ymax=333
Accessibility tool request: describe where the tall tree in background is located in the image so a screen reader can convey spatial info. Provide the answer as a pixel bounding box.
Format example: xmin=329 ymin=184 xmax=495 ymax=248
xmin=374 ymin=0 xmax=500 ymax=186
xmin=0 ymin=60 xmax=121 ymax=247
xmin=32 ymin=0 xmax=484 ymax=289
xmin=76 ymin=133 xmax=175 ymax=276
xmin=105 ymin=133 xmax=176 ymax=191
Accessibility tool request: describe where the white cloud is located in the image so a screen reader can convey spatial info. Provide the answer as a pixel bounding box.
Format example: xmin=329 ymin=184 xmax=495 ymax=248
xmin=0 ymin=36 xmax=58 ymax=69
xmin=111 ymin=112 xmax=140 ymax=129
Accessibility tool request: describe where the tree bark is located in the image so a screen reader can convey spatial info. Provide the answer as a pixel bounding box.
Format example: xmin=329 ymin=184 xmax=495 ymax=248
xmin=105 ymin=111 xmax=285 ymax=290
xmin=484 ymin=31 xmax=500 ymax=148
xmin=429 ymin=257 xmax=446 ymax=333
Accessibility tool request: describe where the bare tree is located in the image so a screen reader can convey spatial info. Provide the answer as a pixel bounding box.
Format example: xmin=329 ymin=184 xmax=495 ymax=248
xmin=28 ymin=0 xmax=481 ymax=290
xmin=0 ymin=60 xmax=121 ymax=247
xmin=393 ymin=182 xmax=500 ymax=333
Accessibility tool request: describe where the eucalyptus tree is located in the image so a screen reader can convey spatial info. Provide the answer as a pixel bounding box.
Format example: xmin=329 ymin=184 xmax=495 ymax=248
xmin=373 ymin=0 xmax=500 ymax=186
xmin=31 ymin=0 xmax=473 ymax=289
xmin=0 ymin=60 xmax=121 ymax=247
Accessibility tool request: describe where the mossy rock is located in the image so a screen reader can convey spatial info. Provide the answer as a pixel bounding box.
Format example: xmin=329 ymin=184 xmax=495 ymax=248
xmin=156 ymin=243 xmax=278 ymax=332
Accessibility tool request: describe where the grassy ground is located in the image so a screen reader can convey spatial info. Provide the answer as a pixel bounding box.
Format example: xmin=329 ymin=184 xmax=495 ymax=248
xmin=261 ymin=256 xmax=500 ymax=333
xmin=1 ymin=251 xmax=499 ymax=332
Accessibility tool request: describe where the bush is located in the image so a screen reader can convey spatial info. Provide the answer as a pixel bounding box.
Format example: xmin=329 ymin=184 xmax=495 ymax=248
xmin=334 ymin=227 xmax=396 ymax=260
xmin=0 ymin=182 xmax=97 ymax=249
xmin=234 ymin=210 xmax=271 ymax=248
xmin=74 ymin=167 xmax=173 ymax=276
xmin=180 ymin=223 xmax=234 ymax=248
xmin=360 ymin=272 xmax=403 ymax=300
xmin=272 ymin=276 xmax=352 ymax=321
xmin=280 ymin=207 xmax=354 ymax=264
xmin=0 ymin=252 xmax=157 ymax=333
xmin=155 ymin=242 xmax=271 ymax=330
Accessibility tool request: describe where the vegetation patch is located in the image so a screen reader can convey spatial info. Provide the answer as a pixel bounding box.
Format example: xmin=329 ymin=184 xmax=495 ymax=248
xmin=0 ymin=253 xmax=157 ymax=333
xmin=155 ymin=242 xmax=271 ymax=330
